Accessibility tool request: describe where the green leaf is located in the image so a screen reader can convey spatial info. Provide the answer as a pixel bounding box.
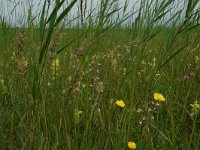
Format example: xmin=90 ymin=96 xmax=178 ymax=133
xmin=54 ymin=0 xmax=78 ymax=26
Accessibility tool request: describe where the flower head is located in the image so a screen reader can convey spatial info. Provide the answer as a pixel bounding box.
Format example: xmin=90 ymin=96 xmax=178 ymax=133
xmin=190 ymin=100 xmax=200 ymax=118
xmin=51 ymin=58 xmax=60 ymax=73
xmin=190 ymin=100 xmax=200 ymax=110
xmin=154 ymin=93 xmax=165 ymax=102
xmin=11 ymin=52 xmax=16 ymax=61
xmin=74 ymin=109 xmax=83 ymax=124
xmin=22 ymin=57 xmax=28 ymax=68
xmin=195 ymin=56 xmax=199 ymax=63
xmin=0 ymin=79 xmax=8 ymax=94
xmin=0 ymin=79 xmax=5 ymax=85
xmin=115 ymin=100 xmax=125 ymax=108
xmin=52 ymin=58 xmax=59 ymax=68
xmin=128 ymin=141 xmax=136 ymax=150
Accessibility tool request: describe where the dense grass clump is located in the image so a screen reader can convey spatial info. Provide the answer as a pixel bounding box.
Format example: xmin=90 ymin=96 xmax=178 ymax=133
xmin=0 ymin=0 xmax=200 ymax=149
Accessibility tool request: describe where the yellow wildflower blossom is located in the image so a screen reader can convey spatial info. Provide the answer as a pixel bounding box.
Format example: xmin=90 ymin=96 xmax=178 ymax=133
xmin=156 ymin=73 xmax=160 ymax=77
xmin=11 ymin=52 xmax=16 ymax=61
xmin=0 ymin=79 xmax=4 ymax=85
xmin=190 ymin=100 xmax=200 ymax=118
xmin=74 ymin=109 xmax=83 ymax=124
xmin=154 ymin=93 xmax=165 ymax=102
xmin=52 ymin=58 xmax=59 ymax=68
xmin=52 ymin=58 xmax=59 ymax=73
xmin=115 ymin=100 xmax=125 ymax=108
xmin=190 ymin=100 xmax=200 ymax=110
xmin=112 ymin=59 xmax=117 ymax=67
xmin=22 ymin=57 xmax=28 ymax=68
xmin=195 ymin=56 xmax=199 ymax=63
xmin=68 ymin=76 xmax=72 ymax=82
xmin=0 ymin=79 xmax=8 ymax=94
xmin=128 ymin=141 xmax=136 ymax=150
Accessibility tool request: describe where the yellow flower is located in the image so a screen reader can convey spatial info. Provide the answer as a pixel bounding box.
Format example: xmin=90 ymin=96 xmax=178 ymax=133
xmin=190 ymin=100 xmax=200 ymax=110
xmin=190 ymin=100 xmax=200 ymax=118
xmin=115 ymin=100 xmax=125 ymax=108
xmin=0 ymin=79 xmax=4 ymax=85
xmin=195 ymin=56 xmax=199 ymax=63
xmin=0 ymin=79 xmax=8 ymax=94
xmin=112 ymin=59 xmax=117 ymax=67
xmin=155 ymin=71 xmax=161 ymax=77
xmin=141 ymin=60 xmax=146 ymax=65
xmin=74 ymin=109 xmax=83 ymax=124
xmin=154 ymin=93 xmax=165 ymax=102
xmin=68 ymin=76 xmax=72 ymax=82
xmin=74 ymin=109 xmax=83 ymax=116
xmin=117 ymin=53 xmax=122 ymax=57
xmin=22 ymin=57 xmax=28 ymax=67
xmin=128 ymin=141 xmax=136 ymax=150
xmin=52 ymin=58 xmax=59 ymax=68
xmin=11 ymin=52 xmax=16 ymax=61
xmin=52 ymin=58 xmax=60 ymax=73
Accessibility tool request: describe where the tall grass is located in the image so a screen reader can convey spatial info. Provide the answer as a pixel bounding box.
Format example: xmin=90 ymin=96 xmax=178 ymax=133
xmin=0 ymin=0 xmax=200 ymax=149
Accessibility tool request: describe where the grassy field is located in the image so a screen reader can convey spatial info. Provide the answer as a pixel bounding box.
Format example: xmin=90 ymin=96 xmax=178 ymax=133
xmin=0 ymin=0 xmax=200 ymax=149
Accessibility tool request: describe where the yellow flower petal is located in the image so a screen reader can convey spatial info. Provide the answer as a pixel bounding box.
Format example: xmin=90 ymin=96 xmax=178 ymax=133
xmin=154 ymin=93 xmax=165 ymax=102
xmin=128 ymin=141 xmax=136 ymax=150
xmin=115 ymin=100 xmax=125 ymax=108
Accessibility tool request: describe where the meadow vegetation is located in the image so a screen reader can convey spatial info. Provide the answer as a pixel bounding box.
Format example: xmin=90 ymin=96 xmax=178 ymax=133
xmin=0 ymin=0 xmax=200 ymax=149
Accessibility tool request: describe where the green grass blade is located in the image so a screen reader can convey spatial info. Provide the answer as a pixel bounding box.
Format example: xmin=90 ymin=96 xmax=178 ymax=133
xmin=54 ymin=0 xmax=78 ymax=27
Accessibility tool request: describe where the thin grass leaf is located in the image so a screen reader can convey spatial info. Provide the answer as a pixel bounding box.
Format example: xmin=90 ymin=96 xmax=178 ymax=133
xmin=153 ymin=8 xmax=172 ymax=23
xmin=56 ymin=29 xmax=89 ymax=55
xmin=46 ymin=0 xmax=65 ymax=24
xmin=39 ymin=0 xmax=47 ymax=41
xmin=54 ymin=0 xmax=78 ymax=27
xmin=186 ymin=0 xmax=199 ymax=17
xmin=159 ymin=45 xmax=187 ymax=70
xmin=150 ymin=123 xmax=173 ymax=145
